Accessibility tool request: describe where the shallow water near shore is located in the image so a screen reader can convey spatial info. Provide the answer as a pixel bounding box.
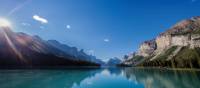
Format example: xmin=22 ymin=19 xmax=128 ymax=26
xmin=0 ymin=67 xmax=199 ymax=88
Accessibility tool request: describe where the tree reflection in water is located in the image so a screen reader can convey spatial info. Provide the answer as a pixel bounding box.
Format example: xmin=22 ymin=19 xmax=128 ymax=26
xmin=73 ymin=68 xmax=200 ymax=88
xmin=0 ymin=68 xmax=199 ymax=88
xmin=123 ymin=68 xmax=200 ymax=88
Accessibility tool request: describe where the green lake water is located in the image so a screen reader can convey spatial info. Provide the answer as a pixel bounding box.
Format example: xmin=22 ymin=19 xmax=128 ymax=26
xmin=0 ymin=68 xmax=199 ymax=88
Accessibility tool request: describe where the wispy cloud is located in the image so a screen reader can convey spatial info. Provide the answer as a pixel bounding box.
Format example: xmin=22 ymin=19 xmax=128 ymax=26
xmin=33 ymin=15 xmax=48 ymax=24
xmin=21 ymin=22 xmax=31 ymax=26
xmin=104 ymin=38 xmax=110 ymax=42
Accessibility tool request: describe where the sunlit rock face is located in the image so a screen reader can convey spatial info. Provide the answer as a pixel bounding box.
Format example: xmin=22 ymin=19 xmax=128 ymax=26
xmin=164 ymin=16 xmax=200 ymax=35
xmin=153 ymin=16 xmax=200 ymax=51
xmin=156 ymin=34 xmax=200 ymax=50
xmin=167 ymin=20 xmax=194 ymax=34
xmin=155 ymin=16 xmax=200 ymax=49
xmin=136 ymin=40 xmax=156 ymax=57
xmin=171 ymin=35 xmax=190 ymax=46
xmin=121 ymin=16 xmax=200 ymax=67
xmin=155 ymin=35 xmax=171 ymax=51
xmin=190 ymin=34 xmax=200 ymax=48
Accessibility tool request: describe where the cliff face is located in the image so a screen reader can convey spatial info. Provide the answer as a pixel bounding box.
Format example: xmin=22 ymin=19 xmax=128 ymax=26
xmin=156 ymin=35 xmax=171 ymax=51
xmin=122 ymin=16 xmax=200 ymax=68
xmin=191 ymin=34 xmax=200 ymax=48
xmin=136 ymin=40 xmax=156 ymax=57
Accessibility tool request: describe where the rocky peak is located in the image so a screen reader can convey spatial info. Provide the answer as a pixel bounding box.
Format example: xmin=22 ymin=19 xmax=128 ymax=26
xmin=123 ymin=16 xmax=200 ymax=60
xmin=191 ymin=16 xmax=200 ymax=21
xmin=121 ymin=16 xmax=200 ymax=67
xmin=162 ymin=16 xmax=200 ymax=35
xmin=155 ymin=16 xmax=200 ymax=51
xmin=143 ymin=39 xmax=156 ymax=48
xmin=136 ymin=39 xmax=156 ymax=57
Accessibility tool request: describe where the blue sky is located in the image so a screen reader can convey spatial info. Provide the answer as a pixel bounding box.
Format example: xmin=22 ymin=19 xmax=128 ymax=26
xmin=0 ymin=0 xmax=200 ymax=60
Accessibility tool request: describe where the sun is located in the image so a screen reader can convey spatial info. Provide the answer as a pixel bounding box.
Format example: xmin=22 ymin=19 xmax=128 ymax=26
xmin=0 ymin=18 xmax=11 ymax=27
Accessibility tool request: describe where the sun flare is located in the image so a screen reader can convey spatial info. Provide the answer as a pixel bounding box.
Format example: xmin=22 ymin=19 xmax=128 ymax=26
xmin=0 ymin=18 xmax=11 ymax=27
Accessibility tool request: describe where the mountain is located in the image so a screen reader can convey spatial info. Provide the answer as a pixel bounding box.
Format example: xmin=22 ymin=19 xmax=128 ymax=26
xmin=88 ymin=55 xmax=105 ymax=65
xmin=47 ymin=40 xmax=105 ymax=65
xmin=47 ymin=40 xmax=79 ymax=58
xmin=107 ymin=57 xmax=122 ymax=66
xmin=121 ymin=16 xmax=200 ymax=68
xmin=0 ymin=27 xmax=99 ymax=68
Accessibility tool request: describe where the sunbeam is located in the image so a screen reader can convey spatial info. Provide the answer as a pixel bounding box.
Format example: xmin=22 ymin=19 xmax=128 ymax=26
xmin=1 ymin=28 xmax=28 ymax=63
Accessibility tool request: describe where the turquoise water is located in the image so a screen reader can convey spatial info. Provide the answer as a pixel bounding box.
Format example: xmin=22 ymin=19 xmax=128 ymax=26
xmin=0 ymin=68 xmax=199 ymax=88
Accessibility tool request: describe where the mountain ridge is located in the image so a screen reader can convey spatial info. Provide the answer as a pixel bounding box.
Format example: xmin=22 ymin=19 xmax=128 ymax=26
xmin=121 ymin=16 xmax=200 ymax=68
xmin=0 ymin=27 xmax=100 ymax=68
xmin=47 ymin=40 xmax=105 ymax=65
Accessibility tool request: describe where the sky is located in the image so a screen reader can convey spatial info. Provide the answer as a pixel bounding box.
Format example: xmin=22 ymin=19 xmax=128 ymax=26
xmin=0 ymin=0 xmax=200 ymax=60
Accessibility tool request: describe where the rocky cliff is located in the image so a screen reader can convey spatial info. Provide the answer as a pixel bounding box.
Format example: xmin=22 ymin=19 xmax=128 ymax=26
xmin=136 ymin=39 xmax=156 ymax=57
xmin=121 ymin=16 xmax=200 ymax=68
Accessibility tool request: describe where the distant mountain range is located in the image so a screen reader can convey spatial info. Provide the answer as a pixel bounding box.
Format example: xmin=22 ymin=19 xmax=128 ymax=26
xmin=0 ymin=27 xmax=101 ymax=68
xmin=47 ymin=40 xmax=105 ymax=64
xmin=121 ymin=16 xmax=200 ymax=68
xmin=106 ymin=57 xmax=122 ymax=66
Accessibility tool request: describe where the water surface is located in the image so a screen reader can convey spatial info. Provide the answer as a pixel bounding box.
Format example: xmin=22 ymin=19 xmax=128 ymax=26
xmin=0 ymin=68 xmax=199 ymax=88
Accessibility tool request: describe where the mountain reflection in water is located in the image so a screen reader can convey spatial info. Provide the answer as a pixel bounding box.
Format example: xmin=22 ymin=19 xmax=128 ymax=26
xmin=0 ymin=68 xmax=199 ymax=88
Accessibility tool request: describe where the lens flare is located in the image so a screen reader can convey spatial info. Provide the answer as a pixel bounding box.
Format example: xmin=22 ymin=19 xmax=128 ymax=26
xmin=0 ymin=18 xmax=11 ymax=27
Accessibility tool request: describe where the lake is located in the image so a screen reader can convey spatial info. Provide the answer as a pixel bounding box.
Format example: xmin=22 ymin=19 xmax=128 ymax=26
xmin=0 ymin=68 xmax=199 ymax=88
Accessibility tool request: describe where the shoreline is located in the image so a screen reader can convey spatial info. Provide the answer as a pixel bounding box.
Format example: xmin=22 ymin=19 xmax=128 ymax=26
xmin=128 ymin=67 xmax=200 ymax=71
xmin=0 ymin=66 xmax=199 ymax=71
